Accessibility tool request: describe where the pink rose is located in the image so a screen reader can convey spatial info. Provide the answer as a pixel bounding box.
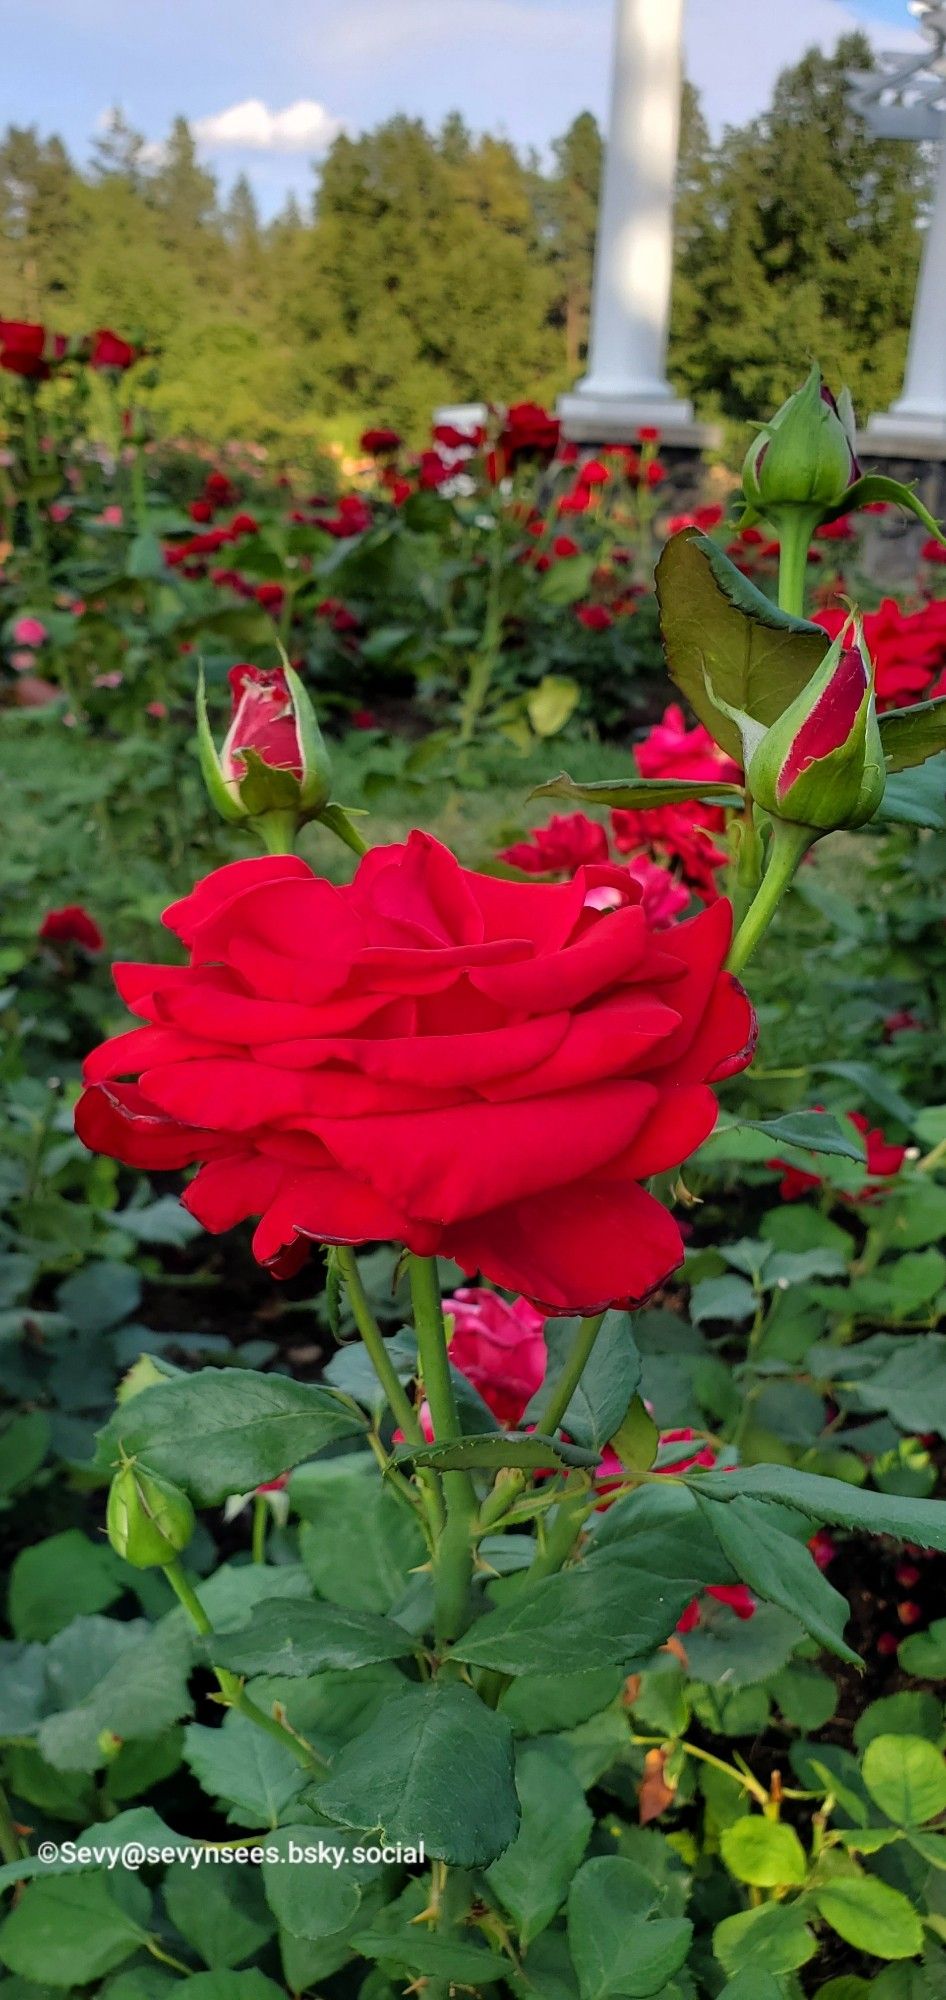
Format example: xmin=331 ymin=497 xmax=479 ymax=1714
xmin=446 ymin=1287 xmax=547 ymax=1426
xmin=12 ymin=616 xmax=47 ymax=647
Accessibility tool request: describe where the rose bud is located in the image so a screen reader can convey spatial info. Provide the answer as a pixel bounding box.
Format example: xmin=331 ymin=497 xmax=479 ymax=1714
xmin=744 ymin=626 xmax=885 ymax=833
xmin=197 ymin=661 xmax=332 ymax=845
xmin=106 ymin=1459 xmax=195 ymax=1568
xmin=742 ymin=365 xmax=859 ymax=516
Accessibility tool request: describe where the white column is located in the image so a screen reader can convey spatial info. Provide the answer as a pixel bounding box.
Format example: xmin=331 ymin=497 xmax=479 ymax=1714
xmin=870 ymin=132 xmax=946 ymax=440
xmin=559 ymin=0 xmax=694 ymax=439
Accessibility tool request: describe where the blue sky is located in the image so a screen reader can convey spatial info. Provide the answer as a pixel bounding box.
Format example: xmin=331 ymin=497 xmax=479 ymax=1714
xmin=0 ymin=0 xmax=925 ymax=216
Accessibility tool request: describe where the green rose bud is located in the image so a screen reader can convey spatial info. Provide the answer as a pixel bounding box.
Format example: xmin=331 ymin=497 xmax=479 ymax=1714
xmin=746 ymin=626 xmax=885 ymax=832
xmin=742 ymin=366 xmax=859 ymax=516
xmin=107 ymin=1459 xmax=195 ymax=1568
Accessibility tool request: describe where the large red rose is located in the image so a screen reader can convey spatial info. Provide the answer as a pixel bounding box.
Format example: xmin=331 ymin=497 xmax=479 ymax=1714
xmin=75 ymin=834 xmax=755 ymax=1311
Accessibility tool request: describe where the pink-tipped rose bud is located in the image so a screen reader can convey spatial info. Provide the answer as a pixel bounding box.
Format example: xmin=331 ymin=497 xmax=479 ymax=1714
xmin=745 ymin=625 xmax=885 ymax=832
xmin=197 ymin=661 xmax=332 ymax=837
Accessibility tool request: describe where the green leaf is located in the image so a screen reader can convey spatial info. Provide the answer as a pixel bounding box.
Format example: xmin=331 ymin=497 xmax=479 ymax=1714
xmin=351 ymin=1928 xmax=510 ymax=1982
xmin=126 ymin=528 xmax=166 ymax=579
xmin=529 ymin=1311 xmax=642 ymax=1454
xmin=686 ymin=1463 xmax=946 ymax=1551
xmin=527 ymin=675 xmax=581 ymax=737
xmin=538 ymin=553 xmax=597 ymax=605
xmin=842 ymin=472 xmax=946 ymax=544
xmin=742 ymin=1112 xmax=867 ymax=1162
xmin=183 ymin=1712 xmax=308 ymax=1828
xmin=854 ymin=1692 xmax=943 ymax=1751
xmin=862 ymin=1734 xmax=946 ymax=1827
xmin=530 ymin=771 xmax=743 ymax=811
xmin=293 ymin=1456 xmax=426 ymax=1612
xmin=770 ymin=1663 xmax=838 ymax=1730
xmin=57 ymin=1260 xmax=142 ymax=1331
xmin=718 ymin=1976 xmax=788 ymax=2000
xmin=317 ymin=1681 xmax=519 ymax=1866
xmin=880 ymin=698 xmax=946 ymax=773
xmin=97 ymin=1367 xmax=365 ymax=1504
xmin=261 ymin=1824 xmax=386 ymax=1942
xmin=452 ymin=1538 xmax=712 ymax=1676
xmin=0 ymin=1873 xmax=149 ymax=1985
xmin=498 ymin=1669 xmax=624 ymax=1736
xmin=38 ymin=1616 xmax=194 ymax=1773
xmin=689 ymin=1275 xmax=757 ymax=1326
xmin=878 ymin=754 xmax=946 ymax=831
xmin=8 ymin=1531 xmax=124 ymax=1642
xmin=163 ymin=1861 xmax=276 ymax=1969
xmin=204 ymin=1598 xmax=418 ymax=1676
xmin=899 ymin=1618 xmax=946 ymax=1676
xmin=174 ymin=1976 xmax=286 ymax=2000
xmin=394 ymin=1430 xmax=598 ymax=1472
xmin=692 ymin=1493 xmax=859 ymax=1662
xmin=486 ymin=1744 xmax=593 ymax=1945
xmin=567 ymin=1857 xmax=692 ymax=2000
xmin=0 ymin=1412 xmax=51 ymax=1497
xmin=814 ymin=1876 xmax=924 ymax=1959
xmin=679 ymin=1599 xmax=802 ymax=1688
xmin=720 ymin=1816 xmax=808 ymax=1887
xmin=714 ymin=1900 xmax=817 ymax=1977
xmin=609 ymin=1395 xmax=659 ymax=1472
xmin=655 ymin=529 xmax=828 ymax=762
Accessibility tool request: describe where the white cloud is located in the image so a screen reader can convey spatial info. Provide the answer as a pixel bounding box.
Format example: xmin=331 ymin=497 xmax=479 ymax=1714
xmin=192 ymin=98 xmax=344 ymax=154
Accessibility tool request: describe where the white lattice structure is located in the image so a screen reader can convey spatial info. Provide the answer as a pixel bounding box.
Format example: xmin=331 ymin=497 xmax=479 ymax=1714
xmin=850 ymin=4 xmax=946 ymax=441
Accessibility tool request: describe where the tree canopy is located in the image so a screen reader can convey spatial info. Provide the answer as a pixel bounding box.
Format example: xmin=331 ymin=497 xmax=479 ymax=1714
xmin=0 ymin=34 xmax=930 ymax=443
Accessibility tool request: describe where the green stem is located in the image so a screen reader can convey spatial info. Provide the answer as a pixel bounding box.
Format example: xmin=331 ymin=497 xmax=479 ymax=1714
xmin=254 ymin=808 xmax=300 ymax=856
xmin=20 ymin=387 xmax=51 ymax=605
xmin=535 ymin=1313 xmax=606 ymax=1436
xmin=458 ymin=517 xmax=505 ymax=746
xmin=163 ymin=1560 xmax=325 ymax=1771
xmin=775 ymin=506 xmax=821 ymax=618
xmin=726 ymin=821 xmax=814 ymax=976
xmin=0 ymin=1780 xmax=24 ymax=1865
xmin=145 ymin=1939 xmax=194 ymax=1975
xmin=475 ymin=1314 xmax=607 ymax=1536
xmin=409 ymin=1256 xmax=477 ymax=1646
xmin=251 ymin=1492 xmax=268 ymax=1564
xmin=318 ymin=801 xmax=371 ymax=859
xmin=336 ymin=1246 xmax=427 ymax=1448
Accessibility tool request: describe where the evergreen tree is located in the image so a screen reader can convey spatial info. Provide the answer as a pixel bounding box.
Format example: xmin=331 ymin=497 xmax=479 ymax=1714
xmin=671 ymin=35 xmax=928 ymax=419
xmin=549 ymin=113 xmax=602 ymax=372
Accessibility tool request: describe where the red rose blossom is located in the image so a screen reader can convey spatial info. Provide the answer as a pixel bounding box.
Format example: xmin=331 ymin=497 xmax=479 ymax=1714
xmin=501 ymin=813 xmax=610 ymax=876
xmin=89 ymin=328 xmax=139 ymax=372
xmin=0 ymin=320 xmax=67 ymax=380
xmin=40 ymin=905 xmax=104 ymax=953
xmin=445 ymin=1287 xmax=547 ymax=1427
xmin=360 ymin=427 xmax=402 ymax=455
xmin=75 ymin=836 xmax=755 ymax=1312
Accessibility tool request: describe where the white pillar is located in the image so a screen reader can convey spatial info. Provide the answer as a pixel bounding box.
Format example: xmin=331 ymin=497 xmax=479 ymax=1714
xmin=870 ymin=133 xmax=946 ymax=440
xmin=559 ymin=0 xmax=694 ymax=439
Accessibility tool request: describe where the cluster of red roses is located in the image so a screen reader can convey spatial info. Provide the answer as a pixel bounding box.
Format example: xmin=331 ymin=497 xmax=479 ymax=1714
xmin=502 ymin=704 xmax=738 ymax=909
xmin=0 ymin=320 xmax=140 ymax=382
xmin=814 ymin=596 xmax=946 ymax=710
